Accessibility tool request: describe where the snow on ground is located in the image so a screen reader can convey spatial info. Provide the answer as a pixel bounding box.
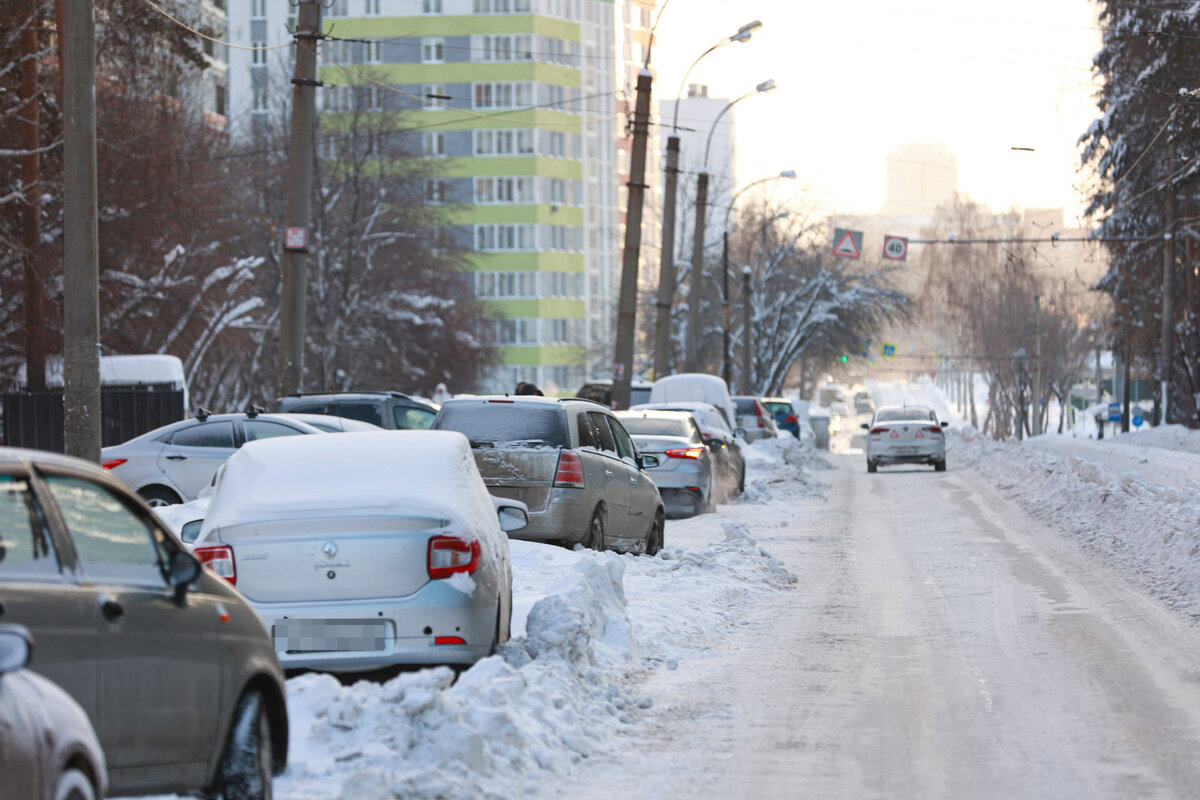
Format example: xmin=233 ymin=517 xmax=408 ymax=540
xmin=876 ymin=378 xmax=1200 ymax=623
xmin=176 ymin=437 xmax=812 ymax=800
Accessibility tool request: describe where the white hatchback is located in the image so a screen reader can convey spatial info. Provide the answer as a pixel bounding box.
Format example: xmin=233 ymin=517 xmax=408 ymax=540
xmin=193 ymin=430 xmax=525 ymax=672
xmin=863 ymin=405 xmax=948 ymax=472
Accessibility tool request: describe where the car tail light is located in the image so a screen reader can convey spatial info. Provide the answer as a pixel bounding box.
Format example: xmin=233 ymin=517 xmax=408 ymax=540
xmin=784 ymin=414 xmax=798 ymax=424
xmin=870 ymin=427 xmax=888 ymax=434
xmin=488 ymin=399 xmax=514 ymax=403
xmin=194 ymin=545 xmax=236 ymax=585
xmin=101 ymin=458 xmax=127 ymax=470
xmin=434 ymin=636 xmax=466 ymax=645
xmin=665 ymin=447 xmax=705 ymax=460
xmin=924 ymin=426 xmax=943 ymax=434
xmin=428 ymin=536 xmax=480 ymax=580
xmin=553 ymin=450 xmax=585 ymax=488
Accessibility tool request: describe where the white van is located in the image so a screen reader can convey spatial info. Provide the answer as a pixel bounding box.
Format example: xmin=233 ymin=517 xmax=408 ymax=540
xmin=649 ymin=373 xmax=738 ymax=431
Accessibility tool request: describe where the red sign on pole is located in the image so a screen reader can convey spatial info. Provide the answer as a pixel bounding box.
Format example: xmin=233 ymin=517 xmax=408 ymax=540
xmin=883 ymin=235 xmax=908 ymax=261
xmin=285 ymin=227 xmax=307 ymax=251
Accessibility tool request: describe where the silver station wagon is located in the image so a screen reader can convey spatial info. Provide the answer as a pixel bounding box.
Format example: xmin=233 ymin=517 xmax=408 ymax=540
xmin=432 ymin=397 xmax=666 ymax=555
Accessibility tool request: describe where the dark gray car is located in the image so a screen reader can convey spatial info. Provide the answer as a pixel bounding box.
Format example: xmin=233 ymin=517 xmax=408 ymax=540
xmin=432 ymin=397 xmax=666 ymax=554
xmin=0 ymin=447 xmax=287 ymax=799
xmin=276 ymin=391 xmax=438 ymax=430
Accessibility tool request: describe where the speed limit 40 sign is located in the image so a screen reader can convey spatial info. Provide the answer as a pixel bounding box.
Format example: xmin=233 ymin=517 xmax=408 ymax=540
xmin=883 ymin=235 xmax=908 ymax=261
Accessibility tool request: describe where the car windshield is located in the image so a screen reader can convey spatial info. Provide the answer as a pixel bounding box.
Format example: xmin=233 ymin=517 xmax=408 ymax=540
xmin=875 ymin=407 xmax=935 ymax=422
xmin=619 ymin=417 xmax=691 ymax=437
xmin=764 ymin=402 xmax=792 ymax=416
xmin=433 ymin=402 xmax=570 ymax=448
xmin=629 ymin=387 xmax=652 ymax=406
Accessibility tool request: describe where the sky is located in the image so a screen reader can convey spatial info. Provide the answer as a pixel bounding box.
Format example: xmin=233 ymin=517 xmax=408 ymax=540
xmin=649 ymin=0 xmax=1103 ymax=223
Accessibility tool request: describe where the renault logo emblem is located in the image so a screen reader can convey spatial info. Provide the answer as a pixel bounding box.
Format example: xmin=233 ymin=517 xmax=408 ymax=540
xmin=322 ymin=541 xmax=339 ymax=558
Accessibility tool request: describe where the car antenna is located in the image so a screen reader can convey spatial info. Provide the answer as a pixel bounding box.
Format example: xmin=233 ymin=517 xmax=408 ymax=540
xmin=196 ymin=407 xmax=212 ymax=422
xmin=246 ymin=403 xmax=265 ymax=418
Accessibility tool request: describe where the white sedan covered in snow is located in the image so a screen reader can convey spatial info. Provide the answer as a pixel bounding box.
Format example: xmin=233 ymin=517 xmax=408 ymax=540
xmin=192 ymin=430 xmax=525 ymax=672
xmin=862 ymin=405 xmax=949 ymax=472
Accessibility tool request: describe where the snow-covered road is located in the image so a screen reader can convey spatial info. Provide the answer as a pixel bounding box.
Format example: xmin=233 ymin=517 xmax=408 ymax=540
xmin=551 ymin=449 xmax=1200 ymax=799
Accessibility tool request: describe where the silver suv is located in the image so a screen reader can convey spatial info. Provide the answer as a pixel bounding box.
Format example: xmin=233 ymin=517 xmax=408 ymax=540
xmin=432 ymin=397 xmax=665 ymax=555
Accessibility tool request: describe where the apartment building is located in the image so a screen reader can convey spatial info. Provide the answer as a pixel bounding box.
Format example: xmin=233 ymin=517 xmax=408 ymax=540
xmin=225 ymin=0 xmax=663 ymax=395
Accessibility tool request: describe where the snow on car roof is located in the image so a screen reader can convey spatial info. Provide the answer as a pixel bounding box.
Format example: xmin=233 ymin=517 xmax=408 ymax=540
xmin=202 ymin=430 xmax=500 ymax=539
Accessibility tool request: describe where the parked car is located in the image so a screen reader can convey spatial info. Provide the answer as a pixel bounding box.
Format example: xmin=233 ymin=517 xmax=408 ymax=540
xmin=616 ymin=409 xmax=716 ymax=518
xmin=854 ymin=390 xmax=875 ymax=415
xmin=649 ymin=373 xmax=738 ymax=431
xmin=275 ymin=391 xmax=438 ymax=430
xmin=0 ymin=447 xmax=288 ymax=798
xmin=432 ymin=396 xmax=665 ymax=554
xmin=101 ymin=409 xmax=327 ymax=506
xmin=862 ymin=405 xmax=949 ymax=472
xmin=0 ymin=623 xmax=108 ymax=800
xmin=632 ymin=401 xmax=746 ymax=500
xmin=733 ymin=396 xmax=780 ymax=442
xmin=575 ymin=379 xmax=653 ymax=409
xmin=271 ymin=413 xmax=384 ymax=433
xmin=761 ymin=397 xmax=801 ymax=439
xmin=192 ymin=431 xmax=520 ymax=671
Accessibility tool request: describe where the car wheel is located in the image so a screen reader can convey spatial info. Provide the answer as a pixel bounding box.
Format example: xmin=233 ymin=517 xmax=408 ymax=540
xmin=586 ymin=506 xmax=606 ymax=551
xmin=645 ymin=510 xmax=664 ymax=556
xmin=935 ymin=459 xmax=947 ymax=472
xmin=489 ymin=601 xmax=503 ymax=655
xmin=54 ymin=768 xmax=96 ymax=800
xmin=737 ymin=465 xmax=746 ymax=495
xmin=215 ymin=690 xmax=273 ymax=800
xmin=139 ymin=486 xmax=182 ymax=507
xmin=867 ymin=460 xmax=877 ymax=473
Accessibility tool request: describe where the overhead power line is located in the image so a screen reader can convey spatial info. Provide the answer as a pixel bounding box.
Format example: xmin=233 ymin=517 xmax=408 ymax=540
xmin=143 ymin=0 xmax=293 ymax=51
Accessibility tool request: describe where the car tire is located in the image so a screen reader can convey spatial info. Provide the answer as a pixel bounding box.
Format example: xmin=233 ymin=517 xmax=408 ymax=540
xmin=867 ymin=460 xmax=877 ymax=473
xmin=489 ymin=601 xmax=504 ymax=655
xmin=215 ymin=690 xmax=274 ymax=800
xmin=645 ymin=510 xmax=664 ymax=556
xmin=586 ymin=506 xmax=606 ymax=552
xmin=935 ymin=459 xmax=947 ymax=472
xmin=139 ymin=486 xmax=182 ymax=507
xmin=737 ymin=465 xmax=746 ymax=495
xmin=54 ymin=768 xmax=96 ymax=800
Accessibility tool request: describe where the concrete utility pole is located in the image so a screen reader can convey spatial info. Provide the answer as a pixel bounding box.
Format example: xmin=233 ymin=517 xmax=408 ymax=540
xmin=652 ymin=135 xmax=679 ymax=380
xmin=1033 ymin=293 xmax=1041 ymax=436
xmin=62 ymin=0 xmax=100 ymax=461
xmin=740 ymin=264 xmax=752 ymax=394
xmin=1158 ymin=225 xmax=1176 ymax=426
xmin=611 ymin=69 xmax=653 ymax=410
xmin=278 ymin=0 xmax=321 ymax=397
xmin=721 ymin=231 xmax=731 ymax=386
xmin=685 ymin=172 xmax=708 ymax=373
xmin=20 ymin=0 xmax=46 ymax=391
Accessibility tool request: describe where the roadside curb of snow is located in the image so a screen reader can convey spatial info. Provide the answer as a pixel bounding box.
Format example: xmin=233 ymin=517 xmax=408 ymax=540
xmin=952 ymin=425 xmax=1200 ymax=622
xmin=278 ymin=521 xmax=798 ymax=799
xmin=743 ymin=436 xmax=831 ymax=503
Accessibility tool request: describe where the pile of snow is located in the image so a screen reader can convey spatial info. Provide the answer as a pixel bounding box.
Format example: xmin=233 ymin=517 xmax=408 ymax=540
xmin=952 ymin=425 xmax=1200 ymax=620
xmin=266 ymin=443 xmax=805 ymax=799
xmin=742 ymin=435 xmax=831 ymax=503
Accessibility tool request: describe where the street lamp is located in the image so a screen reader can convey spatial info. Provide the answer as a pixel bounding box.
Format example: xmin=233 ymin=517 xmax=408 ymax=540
xmin=654 ymin=20 xmax=762 ymax=381
xmin=719 ymin=171 xmax=796 ymax=384
xmin=687 ymin=80 xmax=779 ymax=374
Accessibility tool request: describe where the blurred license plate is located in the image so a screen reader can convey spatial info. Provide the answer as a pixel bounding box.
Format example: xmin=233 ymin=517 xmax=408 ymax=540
xmin=273 ymin=619 xmax=387 ymax=653
xmin=897 ymin=446 xmax=917 ymax=454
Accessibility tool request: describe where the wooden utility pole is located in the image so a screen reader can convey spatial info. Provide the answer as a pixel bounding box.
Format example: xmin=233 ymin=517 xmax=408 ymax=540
xmin=278 ymin=0 xmax=321 ymax=397
xmin=740 ymin=264 xmax=752 ymax=394
xmin=611 ymin=69 xmax=653 ymax=410
xmin=685 ymin=172 xmax=708 ymax=372
xmin=1158 ymin=223 xmax=1176 ymax=426
xmin=1033 ymin=293 xmax=1041 ymax=436
xmin=62 ymin=0 xmax=100 ymax=461
xmin=20 ymin=0 xmax=46 ymax=390
xmin=652 ymin=135 xmax=680 ymax=380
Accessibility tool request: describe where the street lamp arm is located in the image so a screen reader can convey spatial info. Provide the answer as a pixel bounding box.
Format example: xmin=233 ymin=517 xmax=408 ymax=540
xmin=724 ymin=171 xmax=796 ymax=232
xmin=671 ymin=22 xmax=762 ymax=132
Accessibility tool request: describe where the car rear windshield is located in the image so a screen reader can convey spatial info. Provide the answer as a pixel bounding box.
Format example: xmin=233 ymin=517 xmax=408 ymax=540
xmin=620 ymin=417 xmax=690 ymax=437
xmin=875 ymin=407 xmax=935 ymax=422
xmin=734 ymin=398 xmax=757 ymax=414
xmin=629 ymin=387 xmax=652 ymax=406
xmin=764 ymin=402 xmax=792 ymax=416
xmin=434 ymin=403 xmax=570 ymax=448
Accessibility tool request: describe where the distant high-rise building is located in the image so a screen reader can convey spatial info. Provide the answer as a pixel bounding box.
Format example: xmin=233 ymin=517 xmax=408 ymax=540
xmin=659 ymin=84 xmax=738 ymax=220
xmin=225 ymin=0 xmax=655 ymax=395
xmin=882 ymin=143 xmax=957 ymax=219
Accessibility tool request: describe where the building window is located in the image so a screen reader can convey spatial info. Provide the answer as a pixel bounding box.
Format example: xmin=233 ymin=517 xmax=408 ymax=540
xmin=366 ymin=86 xmax=381 ymax=110
xmin=475 ymin=224 xmax=535 ymax=251
xmin=474 ymin=0 xmax=531 ymax=13
xmin=364 ymin=40 xmax=382 ymax=64
xmin=424 ymin=0 xmax=443 ymax=13
xmin=473 ymin=82 xmax=532 ymax=109
xmin=421 ymin=37 xmax=444 ymax=64
xmin=214 ymin=85 xmax=226 ymax=116
xmin=251 ymin=41 xmax=267 ymax=65
xmin=425 ymin=179 xmax=447 ymax=204
xmin=365 ymin=0 xmax=380 ymax=15
xmin=422 ymin=83 xmax=447 ymax=110
xmin=328 ymin=0 xmax=348 ymax=16
xmin=474 ymin=177 xmax=536 ymax=204
xmin=252 ymin=86 xmax=268 ymax=112
xmin=251 ymin=0 xmax=266 ymax=19
xmin=422 ymin=131 xmax=445 ymax=157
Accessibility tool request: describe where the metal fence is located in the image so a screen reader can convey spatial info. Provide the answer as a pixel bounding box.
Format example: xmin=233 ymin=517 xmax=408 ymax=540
xmin=2 ymin=386 xmax=185 ymax=452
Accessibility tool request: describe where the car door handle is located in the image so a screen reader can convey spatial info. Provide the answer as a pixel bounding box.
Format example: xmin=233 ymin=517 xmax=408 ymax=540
xmin=165 ymin=454 xmax=186 ymax=461
xmin=98 ymin=595 xmax=124 ymax=623
xmin=604 ymin=469 xmax=614 ymax=480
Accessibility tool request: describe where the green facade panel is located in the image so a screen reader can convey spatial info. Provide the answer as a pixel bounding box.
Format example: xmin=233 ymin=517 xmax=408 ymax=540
xmin=436 ymin=157 xmax=583 ymax=179
xmin=323 ymin=15 xmax=580 ymax=39
xmin=468 ymin=252 xmax=585 ymax=271
xmin=323 ymin=62 xmax=581 ymax=88
xmin=498 ymin=345 xmax=588 ymax=366
xmin=485 ymin=298 xmax=585 ymax=318
xmin=449 ymin=205 xmax=584 ymax=225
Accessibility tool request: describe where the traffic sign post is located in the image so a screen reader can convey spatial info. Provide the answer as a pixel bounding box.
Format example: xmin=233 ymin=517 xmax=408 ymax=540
xmin=882 ymin=343 xmax=897 ymax=358
xmin=832 ymin=228 xmax=863 ymax=259
xmin=883 ymin=235 xmax=908 ymax=261
xmin=1107 ymin=402 xmax=1121 ymax=423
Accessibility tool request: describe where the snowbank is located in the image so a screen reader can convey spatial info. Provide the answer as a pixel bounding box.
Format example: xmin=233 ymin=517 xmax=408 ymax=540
xmin=952 ymin=425 xmax=1200 ymax=620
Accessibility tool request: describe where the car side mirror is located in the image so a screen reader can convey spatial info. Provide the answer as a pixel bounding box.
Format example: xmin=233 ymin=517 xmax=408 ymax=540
xmin=941 ymin=421 xmax=950 ymax=428
xmin=181 ymin=520 xmax=204 ymax=544
xmin=733 ymin=428 xmax=746 ymax=439
xmin=0 ymin=625 xmax=33 ymax=674
xmin=168 ymin=550 xmax=202 ymax=604
xmin=497 ymin=505 xmax=530 ymax=533
xmin=640 ymin=454 xmax=660 ymax=469
xmin=860 ymin=423 xmax=869 ymax=429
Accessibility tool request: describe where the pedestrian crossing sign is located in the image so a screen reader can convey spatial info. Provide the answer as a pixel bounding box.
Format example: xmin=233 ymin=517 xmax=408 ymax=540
xmin=882 ymin=343 xmax=897 ymax=358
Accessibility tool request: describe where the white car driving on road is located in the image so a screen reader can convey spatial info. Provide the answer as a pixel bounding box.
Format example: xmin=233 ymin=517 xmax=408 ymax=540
xmin=863 ymin=405 xmax=948 ymax=472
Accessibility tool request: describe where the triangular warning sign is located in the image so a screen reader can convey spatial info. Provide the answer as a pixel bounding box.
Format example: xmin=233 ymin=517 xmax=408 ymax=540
xmin=833 ymin=230 xmax=861 ymax=259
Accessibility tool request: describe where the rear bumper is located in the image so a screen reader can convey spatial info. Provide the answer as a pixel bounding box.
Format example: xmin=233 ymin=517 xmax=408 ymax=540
xmin=868 ymin=442 xmax=945 ymax=464
xmin=487 ymin=485 xmax=591 ymax=545
xmin=246 ymin=580 xmax=499 ymax=672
